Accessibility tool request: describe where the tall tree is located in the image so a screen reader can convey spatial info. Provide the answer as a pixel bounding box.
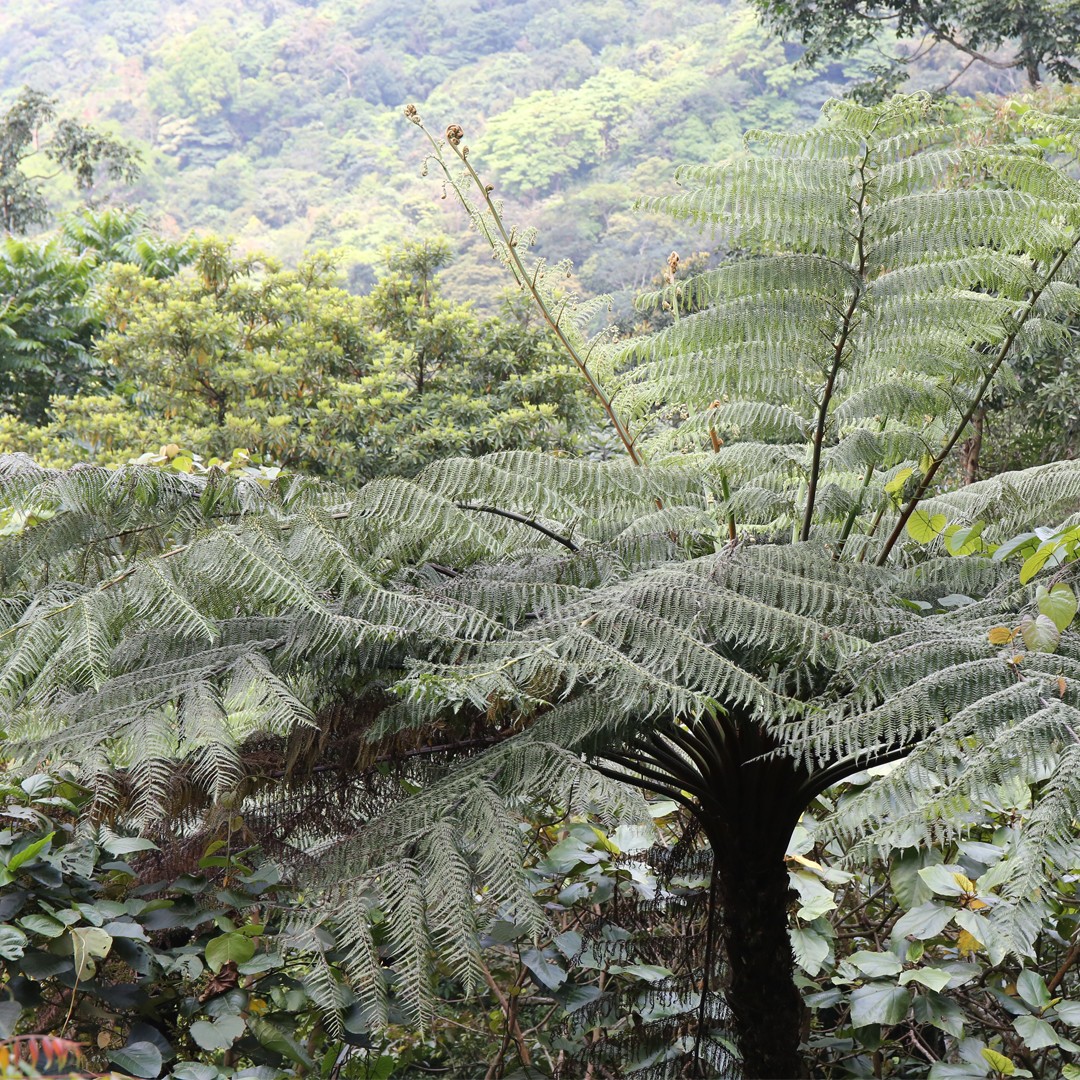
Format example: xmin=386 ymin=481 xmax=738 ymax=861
xmin=4 ymin=97 xmax=1080 ymax=1078
xmin=0 ymin=87 xmax=140 ymax=234
xmin=752 ymin=0 xmax=1080 ymax=88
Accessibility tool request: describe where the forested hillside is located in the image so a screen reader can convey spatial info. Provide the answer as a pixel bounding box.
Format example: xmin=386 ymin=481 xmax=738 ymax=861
xmin=0 ymin=0 xmax=1001 ymax=309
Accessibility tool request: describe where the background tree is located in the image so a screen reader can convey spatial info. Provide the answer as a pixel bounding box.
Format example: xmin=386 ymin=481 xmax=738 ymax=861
xmin=0 ymin=208 xmax=191 ymax=424
xmin=0 ymin=0 xmax=874 ymax=311
xmin=0 ymin=87 xmax=140 ymax=234
xmin=0 ymin=236 xmax=600 ymax=479
xmin=752 ymin=0 xmax=1080 ymax=90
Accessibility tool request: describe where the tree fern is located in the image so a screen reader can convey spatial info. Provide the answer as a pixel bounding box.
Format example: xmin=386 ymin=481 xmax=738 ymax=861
xmin=4 ymin=95 xmax=1080 ymax=1076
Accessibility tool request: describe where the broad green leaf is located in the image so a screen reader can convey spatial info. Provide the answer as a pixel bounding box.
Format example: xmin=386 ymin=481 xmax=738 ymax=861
xmin=552 ymin=930 xmax=582 ymax=959
xmin=102 ymin=836 xmax=160 ymax=857
xmin=900 ymin=967 xmax=952 ymax=992
xmin=168 ymin=1066 xmax=219 ymax=1080
xmin=189 ymin=1015 xmax=245 ymax=1052
xmin=907 ymin=511 xmax=947 ymax=544
xmin=913 ymin=990 xmax=965 ymax=1038
xmin=892 ymin=902 xmax=953 ymax=941
xmin=6 ymin=832 xmax=54 ymax=872
xmin=1013 ymin=1014 xmax=1059 ymax=1050
xmin=18 ymin=775 xmax=53 ymax=798
xmin=1020 ymin=543 xmax=1058 ymax=584
xmin=944 ymin=522 xmax=986 ymax=556
xmin=1016 ymin=969 xmax=1051 ymax=1011
xmin=890 ymin=850 xmax=935 ymax=908
xmin=609 ymin=963 xmax=673 ymax=983
xmin=1019 ymin=613 xmax=1060 ymax=653
xmin=0 ymin=1000 xmax=21 ymax=1040
xmin=204 ymin=932 xmax=255 ymax=973
xmin=961 ymin=916 xmax=1005 ymax=965
xmin=521 ymin=947 xmax=567 ymax=990
xmin=1053 ymin=999 xmax=1080 ymax=1025
xmin=18 ymin=912 xmax=66 ymax=938
xmin=20 ymin=951 xmax=70 ymax=979
xmin=918 ymin=865 xmax=969 ymax=897
xmin=108 ymin=1041 xmax=163 ymax=1078
xmin=849 ymin=983 xmax=912 ymax=1027
xmin=791 ymin=870 xmax=837 ymax=919
xmin=789 ymin=925 xmax=829 ymax=975
xmin=848 ymin=950 xmax=903 ymax=978
xmin=954 ymin=910 xmax=989 ymax=948
xmin=554 ymin=982 xmax=604 ymax=1014
xmin=1037 ymin=583 xmax=1077 ymax=631
xmin=993 ymin=531 xmax=1039 ymax=562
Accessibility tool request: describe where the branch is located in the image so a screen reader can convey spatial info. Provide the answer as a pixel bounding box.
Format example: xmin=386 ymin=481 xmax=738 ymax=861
xmin=876 ymin=233 xmax=1080 ymax=565
xmin=1048 ymin=937 xmax=1080 ymax=994
xmin=933 ymin=29 xmax=1023 ymax=71
xmin=406 ymin=109 xmax=643 ymax=466
xmin=801 ymin=147 xmax=869 ymax=542
xmin=455 ymin=502 xmax=578 ymax=551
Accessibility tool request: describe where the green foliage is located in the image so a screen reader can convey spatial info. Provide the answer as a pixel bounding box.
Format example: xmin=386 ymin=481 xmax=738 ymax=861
xmin=0 ymin=238 xmax=98 ymax=425
xmin=0 ymin=87 xmax=139 ymax=234
xmin=0 ymin=236 xmax=598 ymax=479
xmin=0 ymin=207 xmax=193 ymax=424
xmin=0 ymin=772 xmax=353 ymax=1078
xmin=792 ymin=784 xmax=1080 ymax=1078
xmin=0 ymin=0 xmax=880 ymax=310
xmin=754 ymin=0 xmax=1080 ymax=90
xmin=0 ymin=771 xmax=717 ymax=1078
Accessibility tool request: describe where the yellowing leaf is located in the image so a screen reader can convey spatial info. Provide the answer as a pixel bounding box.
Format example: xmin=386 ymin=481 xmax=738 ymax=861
xmin=70 ymin=926 xmax=113 ymax=982
xmin=884 ymin=467 xmax=913 ymax=496
xmin=789 ymin=853 xmax=825 ymax=871
xmin=952 ymin=872 xmax=976 ymax=893
xmin=981 ymin=1047 xmax=1015 ymax=1076
xmin=958 ymin=929 xmax=982 ymax=955
xmin=907 ymin=511 xmax=948 ymax=544
xmin=988 ymin=626 xmax=1014 ymax=645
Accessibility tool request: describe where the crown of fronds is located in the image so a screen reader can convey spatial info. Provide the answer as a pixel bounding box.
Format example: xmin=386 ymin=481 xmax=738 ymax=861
xmin=420 ymin=95 xmax=1080 ymax=556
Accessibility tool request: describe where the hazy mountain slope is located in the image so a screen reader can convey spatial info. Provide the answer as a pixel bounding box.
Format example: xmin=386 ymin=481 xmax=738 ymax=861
xmin=0 ymin=0 xmax=973 ymax=306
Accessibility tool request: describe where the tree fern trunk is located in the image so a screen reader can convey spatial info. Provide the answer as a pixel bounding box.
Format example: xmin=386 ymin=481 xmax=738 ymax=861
xmin=696 ymin=721 xmax=809 ymax=1078
xmin=604 ymin=716 xmax=812 ymax=1076
xmin=711 ymin=820 xmax=807 ymax=1079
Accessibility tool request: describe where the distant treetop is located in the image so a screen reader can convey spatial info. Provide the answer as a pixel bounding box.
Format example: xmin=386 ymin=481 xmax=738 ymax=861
xmin=0 ymin=86 xmax=140 ymax=234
